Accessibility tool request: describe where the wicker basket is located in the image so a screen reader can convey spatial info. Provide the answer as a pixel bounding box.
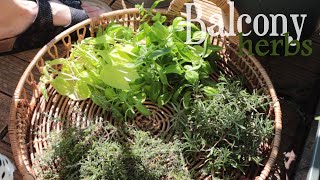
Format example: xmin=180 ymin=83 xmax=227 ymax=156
xmin=9 ymin=0 xmax=282 ymax=179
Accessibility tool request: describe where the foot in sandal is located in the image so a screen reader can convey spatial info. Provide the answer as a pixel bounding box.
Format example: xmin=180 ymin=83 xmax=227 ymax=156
xmin=0 ymin=0 xmax=112 ymax=53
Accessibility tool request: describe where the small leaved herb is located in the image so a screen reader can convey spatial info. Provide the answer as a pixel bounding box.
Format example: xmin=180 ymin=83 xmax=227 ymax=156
xmin=170 ymin=76 xmax=274 ymax=177
xmin=34 ymin=123 xmax=191 ymax=180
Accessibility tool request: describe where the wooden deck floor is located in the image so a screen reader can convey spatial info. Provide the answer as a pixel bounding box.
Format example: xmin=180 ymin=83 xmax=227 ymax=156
xmin=0 ymin=48 xmax=40 ymax=179
xmin=0 ymin=1 xmax=320 ymax=179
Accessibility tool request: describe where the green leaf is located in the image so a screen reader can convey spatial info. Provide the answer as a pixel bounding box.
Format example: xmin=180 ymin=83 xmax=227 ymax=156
xmin=176 ymin=42 xmax=201 ymax=62
xmin=182 ymin=91 xmax=191 ymax=109
xmin=151 ymin=0 xmax=164 ymax=9
xmin=51 ymin=76 xmax=91 ymax=100
xmin=151 ymin=21 xmax=169 ymax=40
xmin=79 ymin=71 xmax=94 ymax=84
xmin=51 ymin=77 xmax=70 ymax=96
xmin=202 ymin=34 xmax=209 ymax=57
xmin=150 ymin=82 xmax=161 ymax=102
xmin=157 ymin=93 xmax=172 ymax=107
xmin=192 ymin=45 xmax=204 ymax=56
xmin=172 ymin=17 xmax=185 ymax=28
xmin=163 ymin=64 xmax=183 ymax=75
xmin=159 ymin=69 xmax=169 ymax=85
xmin=75 ymin=80 xmax=91 ymax=100
xmin=150 ymin=12 xmax=166 ymax=23
xmin=172 ymin=84 xmax=189 ymax=103
xmin=200 ymin=61 xmax=214 ymax=75
xmin=149 ymin=47 xmax=171 ymax=60
xmin=100 ymin=64 xmax=139 ymax=90
xmin=104 ymin=88 xmax=116 ymax=100
xmin=135 ymin=103 xmax=150 ymax=116
xmin=192 ymin=31 xmax=207 ymax=41
xmin=72 ymin=45 xmax=100 ymax=66
xmin=185 ymin=70 xmax=199 ymax=84
xmin=235 ymin=122 xmax=246 ymax=130
xmin=184 ymin=65 xmax=193 ymax=71
xmin=203 ymin=44 xmax=222 ymax=58
xmin=40 ymin=83 xmax=49 ymax=101
xmin=108 ymin=45 xmax=136 ymax=66
xmin=203 ymin=86 xmax=219 ymax=96
xmin=46 ymin=58 xmax=68 ymax=66
xmin=105 ymin=23 xmax=133 ymax=40
xmin=175 ymin=21 xmax=199 ymax=31
xmin=118 ymin=91 xmax=127 ymax=102
xmin=132 ymin=92 xmax=146 ymax=104
xmin=208 ymin=45 xmax=223 ymax=52
xmin=83 ymin=34 xmax=115 ymax=45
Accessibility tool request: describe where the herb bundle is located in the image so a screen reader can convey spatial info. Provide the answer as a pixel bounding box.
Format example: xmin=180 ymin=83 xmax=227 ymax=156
xmin=170 ymin=77 xmax=274 ymax=177
xmin=35 ymin=123 xmax=190 ymax=179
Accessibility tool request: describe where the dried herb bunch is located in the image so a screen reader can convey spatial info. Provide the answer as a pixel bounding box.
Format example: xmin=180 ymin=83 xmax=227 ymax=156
xmin=34 ymin=123 xmax=191 ymax=180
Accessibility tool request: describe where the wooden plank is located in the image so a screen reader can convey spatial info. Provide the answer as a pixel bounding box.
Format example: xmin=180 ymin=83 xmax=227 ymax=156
xmin=12 ymin=48 xmax=41 ymax=63
xmin=0 ymin=55 xmax=29 ymax=96
xmin=2 ymin=133 xmax=10 ymax=144
xmin=0 ymin=141 xmax=12 ymax=160
xmin=104 ymin=0 xmax=134 ymax=10
xmin=0 ymin=93 xmax=11 ymax=133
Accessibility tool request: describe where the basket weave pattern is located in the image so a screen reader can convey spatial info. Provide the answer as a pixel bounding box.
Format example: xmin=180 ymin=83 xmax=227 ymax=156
xmin=9 ymin=1 xmax=282 ymax=179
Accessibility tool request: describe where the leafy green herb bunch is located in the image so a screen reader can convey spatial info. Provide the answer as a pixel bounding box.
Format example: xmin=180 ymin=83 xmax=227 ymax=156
xmin=41 ymin=2 xmax=222 ymax=121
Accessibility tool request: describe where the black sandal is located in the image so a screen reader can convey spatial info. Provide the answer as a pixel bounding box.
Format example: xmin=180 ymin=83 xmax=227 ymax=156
xmin=0 ymin=0 xmax=90 ymax=53
xmin=60 ymin=0 xmax=83 ymax=9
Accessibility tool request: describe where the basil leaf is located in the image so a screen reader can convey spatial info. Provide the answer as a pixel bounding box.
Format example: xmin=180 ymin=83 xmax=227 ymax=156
xmin=149 ymin=47 xmax=171 ymax=60
xmin=164 ymin=64 xmax=183 ymax=75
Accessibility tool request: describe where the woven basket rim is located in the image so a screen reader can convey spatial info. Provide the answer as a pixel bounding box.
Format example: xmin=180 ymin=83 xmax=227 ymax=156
xmin=8 ymin=8 xmax=282 ymax=180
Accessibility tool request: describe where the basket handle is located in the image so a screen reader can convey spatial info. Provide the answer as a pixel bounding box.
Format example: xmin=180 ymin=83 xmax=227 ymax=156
xmin=167 ymin=0 xmax=187 ymax=14
xmin=167 ymin=0 xmax=240 ymax=43
xmin=168 ymin=0 xmax=231 ymax=15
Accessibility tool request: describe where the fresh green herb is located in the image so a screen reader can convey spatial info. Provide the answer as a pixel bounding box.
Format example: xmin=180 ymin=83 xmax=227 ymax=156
xmin=41 ymin=6 xmax=222 ymax=120
xmin=170 ymin=76 xmax=274 ymax=177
